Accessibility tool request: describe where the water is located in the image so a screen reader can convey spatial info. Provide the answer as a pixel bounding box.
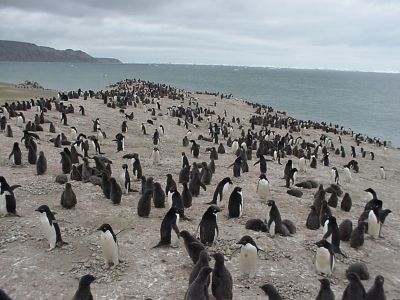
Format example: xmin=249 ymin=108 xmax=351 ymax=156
xmin=1 ymin=62 xmax=399 ymax=146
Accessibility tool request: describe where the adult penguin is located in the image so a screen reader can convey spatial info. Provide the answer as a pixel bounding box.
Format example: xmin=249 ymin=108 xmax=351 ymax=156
xmin=190 ymin=140 xmax=200 ymax=158
xmin=36 ymin=151 xmax=47 ymax=175
xmin=229 ymin=156 xmax=242 ymax=177
xmin=198 ymin=205 xmax=221 ymax=246
xmin=152 ymin=206 xmax=181 ymax=248
xmin=319 ymin=200 xmax=332 ymax=227
xmin=9 ymin=142 xmax=22 ymax=165
xmin=97 ymin=223 xmax=119 ymax=267
xmin=208 ymin=177 xmax=232 ymax=206
xmin=253 ymin=155 xmax=267 ymax=174
xmin=121 ymin=120 xmax=128 ymax=133
xmin=237 ymin=235 xmax=263 ymax=278
xmin=211 ymin=253 xmax=233 ymax=300
xmin=184 ymin=267 xmax=213 ymax=300
xmin=267 ymin=200 xmax=295 ymax=236
xmin=130 ymin=154 xmax=143 ymax=180
xmin=113 ymin=133 xmax=125 ymax=152
xmin=366 ymin=275 xmax=386 ymax=300
xmin=316 ymin=278 xmax=335 ymax=300
xmin=182 ymin=152 xmax=190 ymax=168
xmin=72 ymin=275 xmax=96 ymax=300
xmin=61 ymin=183 xmax=77 ymax=209
xmin=286 ymin=168 xmax=298 ymax=188
xmin=283 ymin=159 xmax=293 ymax=180
xmin=35 ymin=205 xmax=66 ymax=250
xmin=153 ymin=182 xmax=166 ymax=208
xmin=228 ymin=186 xmax=244 ymax=218
xmin=315 ymin=239 xmax=335 ymax=276
xmin=306 ymin=205 xmax=320 ymax=230
xmin=323 ymin=216 xmax=347 ymax=257
xmin=367 ymin=208 xmax=381 ymax=239
xmin=120 ymin=164 xmax=133 ymax=194
xmin=0 ymin=176 xmax=20 ymax=216
xmin=180 ymin=230 xmax=205 ymax=264
xmin=342 ymin=272 xmax=366 ymax=300
xmin=256 ymin=173 xmax=270 ymax=201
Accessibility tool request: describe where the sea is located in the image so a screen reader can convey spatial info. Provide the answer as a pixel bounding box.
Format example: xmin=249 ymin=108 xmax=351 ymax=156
xmin=0 ymin=62 xmax=399 ymax=147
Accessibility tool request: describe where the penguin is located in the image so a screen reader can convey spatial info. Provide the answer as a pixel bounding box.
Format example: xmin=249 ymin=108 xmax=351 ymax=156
xmin=323 ymin=153 xmax=330 ymax=166
xmin=267 ymin=200 xmax=295 ymax=236
xmin=152 ymin=129 xmax=160 ymax=145
xmin=343 ymin=165 xmax=352 ymax=183
xmin=27 ymin=144 xmax=37 ymax=165
xmin=323 ymin=216 xmax=346 ymax=257
xmin=366 ymin=275 xmax=386 ymax=300
xmin=364 ymin=188 xmax=382 ymax=210
xmin=211 ymin=253 xmax=233 ymax=300
xmin=153 ymin=206 xmax=181 ymax=248
xmin=78 ymin=105 xmax=85 ymax=116
xmin=256 ymin=173 xmax=270 ymax=201
xmin=346 ymin=262 xmax=370 ymax=280
xmin=36 ymin=151 xmax=47 ymax=175
xmin=72 ymin=274 xmax=95 ymax=300
xmin=286 ymin=168 xmax=298 ymax=188
xmin=260 ymin=284 xmax=282 ymax=300
xmin=60 ymin=151 xmax=72 ymax=174
xmin=70 ymin=165 xmax=82 ymax=181
xmin=298 ymin=156 xmax=306 ymax=172
xmin=367 ymin=208 xmax=380 ymax=239
xmin=310 ymin=155 xmax=317 ymax=168
xmin=231 ymin=139 xmax=239 ymax=154
xmin=341 ymin=193 xmax=352 ymax=212
xmin=60 ymin=112 xmax=68 ymax=125
xmin=369 ymin=151 xmax=375 ymax=160
xmin=153 ymin=182 xmax=166 ymax=208
xmin=180 ymin=230 xmax=205 ymax=264
xmin=253 ymin=155 xmax=267 ymax=174
xmin=121 ymin=120 xmax=128 ymax=133
xmin=92 ymin=118 xmax=100 ymax=132
xmin=182 ymin=135 xmax=189 ymax=147
xmin=179 ymin=165 xmax=190 ymax=184
xmin=6 ymin=125 xmax=13 ymax=137
xmin=165 ymin=173 xmax=178 ymax=196
xmin=200 ymin=162 xmax=213 ymax=185
xmin=209 ymin=147 xmax=218 ymax=160
xmin=245 ymin=219 xmax=268 ymax=232
xmin=217 ymin=143 xmax=225 ymax=154
xmin=97 ymin=223 xmax=119 ymax=267
xmin=101 ymin=173 xmax=111 ymax=199
xmin=189 ymin=250 xmax=210 ymax=288
xmin=342 ymin=272 xmax=366 ymax=300
xmin=327 ymin=192 xmax=338 ymax=208
xmin=198 ymin=205 xmax=221 ymax=246
xmin=316 ymin=278 xmax=335 ymax=300
xmin=61 ymin=183 xmax=77 ymax=209
xmin=0 ymin=176 xmax=20 ymax=216
xmin=190 ymin=140 xmax=200 ymax=158
xmin=137 ymin=189 xmax=153 ymax=217
xmin=182 ymin=152 xmax=190 ymax=168
xmin=9 ymin=142 xmax=22 ymax=165
xmin=330 ymin=167 xmax=339 ymax=184
xmin=120 ymin=164 xmax=132 ymax=194
xmin=35 ymin=205 xmax=66 ymax=250
xmin=208 ymin=177 xmax=232 ymax=206
xmin=228 ymin=156 xmax=241 ymax=177
xmin=151 ymin=147 xmax=161 ymax=165
xmin=109 ymin=177 xmax=122 ymax=205
xmin=350 ymin=222 xmax=366 ymax=249
xmin=209 ymin=159 xmax=216 ymax=174
xmin=113 ymin=133 xmax=125 ymax=152
xmin=237 ymin=235 xmax=263 ymax=278
xmin=49 ymin=122 xmax=55 ymax=133
xmin=182 ymin=181 xmax=193 ymax=208
xmin=379 ymin=166 xmax=386 ymax=179
xmin=0 ymin=289 xmax=13 ymax=300
xmin=70 ymin=126 xmax=78 ymax=140
xmin=141 ymin=123 xmax=147 ymax=135
xmin=339 ymin=219 xmax=353 ymax=241
xmin=306 ymin=205 xmax=320 ymax=230
xmin=184 ymin=267 xmax=213 ymax=300
xmin=315 ymin=239 xmax=335 ymax=276
xmin=283 ymin=159 xmax=293 ymax=179
xmin=228 ymin=186 xmax=243 ymax=218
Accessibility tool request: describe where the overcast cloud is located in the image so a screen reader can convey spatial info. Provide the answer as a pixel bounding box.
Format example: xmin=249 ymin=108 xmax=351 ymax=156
xmin=1 ymin=0 xmax=399 ymax=71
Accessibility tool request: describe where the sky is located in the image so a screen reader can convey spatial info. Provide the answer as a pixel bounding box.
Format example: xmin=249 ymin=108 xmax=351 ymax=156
xmin=1 ymin=0 xmax=400 ymax=72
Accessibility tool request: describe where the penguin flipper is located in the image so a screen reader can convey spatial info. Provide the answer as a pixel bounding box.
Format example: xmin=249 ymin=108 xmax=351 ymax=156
xmin=10 ymin=185 xmax=21 ymax=191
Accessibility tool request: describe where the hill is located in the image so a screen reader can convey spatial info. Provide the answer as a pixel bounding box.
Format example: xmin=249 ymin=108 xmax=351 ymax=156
xmin=0 ymin=40 xmax=122 ymax=63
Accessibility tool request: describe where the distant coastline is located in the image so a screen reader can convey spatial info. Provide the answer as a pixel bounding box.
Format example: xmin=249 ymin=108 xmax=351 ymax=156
xmin=0 ymin=40 xmax=122 ymax=64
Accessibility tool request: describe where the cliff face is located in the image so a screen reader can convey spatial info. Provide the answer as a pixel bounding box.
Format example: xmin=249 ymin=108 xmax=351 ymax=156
xmin=0 ymin=40 xmax=122 ymax=63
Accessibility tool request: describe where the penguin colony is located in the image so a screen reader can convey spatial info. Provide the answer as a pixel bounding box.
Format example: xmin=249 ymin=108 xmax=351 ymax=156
xmin=0 ymin=79 xmax=397 ymax=299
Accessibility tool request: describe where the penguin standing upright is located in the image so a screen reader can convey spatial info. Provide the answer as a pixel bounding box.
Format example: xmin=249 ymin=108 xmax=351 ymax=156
xmin=153 ymin=206 xmax=181 ymax=248
xmin=188 ymin=250 xmax=210 ymax=285
xmin=310 ymin=155 xmax=317 ymax=168
xmin=211 ymin=253 xmax=233 ymax=300
xmin=36 ymin=151 xmax=47 ymax=175
xmin=283 ymin=159 xmax=293 ymax=179
xmin=120 ymin=164 xmax=132 ymax=194
xmin=97 ymin=224 xmax=119 ymax=267
xmin=137 ymin=189 xmax=153 ymax=217
xmin=316 ymin=278 xmax=335 ymax=300
xmin=151 ymin=147 xmax=161 ymax=165
xmin=35 ymin=205 xmax=66 ymax=250
xmin=198 ymin=205 xmax=221 ymax=246
xmin=237 ymin=235 xmax=263 ymax=278
xmin=181 ymin=182 xmax=193 ymax=208
xmin=253 ymin=155 xmax=267 ymax=174
xmin=71 ymin=274 xmax=96 ymax=300
xmin=228 ymin=186 xmax=244 ymax=218
xmin=182 ymin=152 xmax=190 ymax=168
xmin=315 ymin=239 xmax=335 ymax=276
xmin=330 ymin=167 xmax=339 ymax=184
xmin=366 ymin=275 xmax=386 ymax=300
xmin=260 ymin=284 xmax=282 ymax=300
xmin=379 ymin=166 xmax=386 ymax=179
xmin=165 ymin=174 xmax=178 ymax=196
xmin=306 ymin=205 xmax=320 ymax=230
xmin=109 ymin=178 xmax=122 ymax=205
xmin=208 ymin=177 xmax=232 ymax=206
xmin=9 ymin=142 xmax=22 ymax=165
xmin=180 ymin=230 xmax=205 ymax=264
xmin=229 ymin=156 xmax=242 ymax=177
xmin=368 ymin=208 xmax=381 ymax=239
xmin=256 ymin=173 xmax=270 ymax=201
xmin=114 ymin=133 xmax=125 ymax=152
xmin=184 ymin=267 xmax=213 ymax=300
xmin=121 ymin=120 xmax=128 ymax=133
xmin=0 ymin=176 xmax=20 ymax=216
xmin=153 ymin=182 xmax=166 ymax=208
xmin=342 ymin=272 xmax=366 ymax=300
xmin=61 ymin=183 xmax=77 ymax=209
xmin=286 ymin=168 xmax=298 ymax=188
xmin=350 ymin=222 xmax=366 ymax=249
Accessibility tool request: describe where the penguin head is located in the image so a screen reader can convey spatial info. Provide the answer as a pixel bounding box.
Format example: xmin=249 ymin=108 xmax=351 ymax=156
xmin=233 ymin=187 xmax=242 ymax=194
xmin=237 ymin=235 xmax=257 ymax=248
xmin=212 ymin=252 xmax=225 ymax=265
xmin=364 ymin=188 xmax=377 ymax=199
xmin=79 ymin=274 xmax=96 ymax=287
xmin=65 ymin=183 xmax=72 ymax=190
xmin=207 ymin=205 xmax=221 ymax=215
xmin=310 ymin=205 xmax=317 ymax=212
xmin=35 ymin=205 xmax=51 ymax=214
xmin=346 ymin=272 xmax=361 ymax=282
xmin=267 ymin=200 xmax=275 ymax=207
xmin=97 ymin=223 xmax=113 ymax=233
xmin=122 ymin=164 xmax=128 ymax=170
xmin=374 ymin=275 xmax=384 ymax=286
xmin=318 ymin=278 xmax=331 ymax=288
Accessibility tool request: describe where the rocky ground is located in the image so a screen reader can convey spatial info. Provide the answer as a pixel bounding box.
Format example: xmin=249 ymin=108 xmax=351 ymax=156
xmin=0 ymin=82 xmax=399 ymax=299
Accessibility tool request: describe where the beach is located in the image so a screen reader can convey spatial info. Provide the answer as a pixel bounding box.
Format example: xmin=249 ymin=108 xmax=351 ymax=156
xmin=0 ymin=80 xmax=399 ymax=299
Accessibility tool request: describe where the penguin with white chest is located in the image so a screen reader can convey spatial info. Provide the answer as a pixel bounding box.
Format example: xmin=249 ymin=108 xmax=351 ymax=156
xmin=237 ymin=235 xmax=263 ymax=278
xmin=208 ymin=177 xmax=232 ymax=206
xmin=343 ymin=165 xmax=352 ymax=183
xmin=379 ymin=166 xmax=386 ymax=179
xmin=315 ymin=239 xmax=335 ymax=276
xmin=257 ymin=173 xmax=270 ymax=201
xmin=368 ymin=208 xmax=381 ymax=239
xmin=0 ymin=176 xmax=20 ymax=216
xmin=228 ymin=186 xmax=244 ymax=218
xmin=151 ymin=147 xmax=161 ymax=165
xmin=120 ymin=164 xmax=133 ymax=194
xmin=97 ymin=223 xmax=119 ymax=267
xmin=35 ymin=205 xmax=66 ymax=250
